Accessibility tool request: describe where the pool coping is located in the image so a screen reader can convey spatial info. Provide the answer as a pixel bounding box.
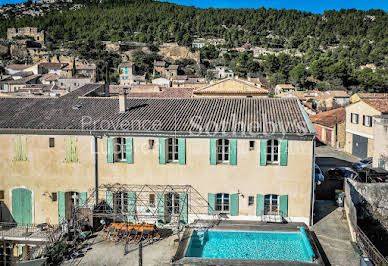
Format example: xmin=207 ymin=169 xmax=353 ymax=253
xmin=171 ymin=221 xmax=325 ymax=265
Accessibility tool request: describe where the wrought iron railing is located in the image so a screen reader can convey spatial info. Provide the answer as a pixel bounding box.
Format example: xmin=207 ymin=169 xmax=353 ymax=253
xmin=354 ymin=223 xmax=388 ymax=266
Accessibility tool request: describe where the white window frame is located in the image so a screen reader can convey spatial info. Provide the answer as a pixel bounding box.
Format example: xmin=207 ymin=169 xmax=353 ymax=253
xmin=351 ymin=113 xmax=359 ymax=124
xmin=264 ymin=194 xmax=279 ymax=215
xmin=266 ymin=139 xmax=279 ymax=164
xmin=215 ymin=193 xmax=230 ymax=213
xmin=167 ymin=138 xmax=179 ymax=162
xmin=114 ymin=137 xmax=126 ymax=162
xmin=362 ymin=115 xmax=372 ymax=127
xmin=113 ymin=192 xmax=128 ymax=214
xmin=166 ymin=193 xmax=180 ymax=215
xmin=216 ymin=139 xmax=229 ymax=163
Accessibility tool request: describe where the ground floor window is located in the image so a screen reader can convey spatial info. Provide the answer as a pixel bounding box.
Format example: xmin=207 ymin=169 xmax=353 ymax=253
xmin=215 ymin=193 xmax=229 ymax=213
xmin=113 ymin=192 xmax=128 ymax=214
xmin=264 ymin=194 xmax=278 ymax=215
xmin=166 ymin=193 xmax=180 ymax=215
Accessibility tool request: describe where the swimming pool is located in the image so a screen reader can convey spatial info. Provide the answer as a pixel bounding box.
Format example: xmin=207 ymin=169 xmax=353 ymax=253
xmin=185 ymin=228 xmax=315 ymax=262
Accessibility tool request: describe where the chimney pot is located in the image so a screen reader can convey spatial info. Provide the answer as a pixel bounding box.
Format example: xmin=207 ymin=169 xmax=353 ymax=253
xmin=119 ymin=88 xmax=128 ymax=113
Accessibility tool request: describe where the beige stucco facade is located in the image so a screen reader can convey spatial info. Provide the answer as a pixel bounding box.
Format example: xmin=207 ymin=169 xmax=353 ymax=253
xmin=345 ymin=101 xmax=382 ymax=158
xmin=314 ymin=122 xmax=345 ymax=149
xmin=0 ymin=134 xmax=314 ymax=226
xmin=373 ymin=116 xmax=388 ymax=169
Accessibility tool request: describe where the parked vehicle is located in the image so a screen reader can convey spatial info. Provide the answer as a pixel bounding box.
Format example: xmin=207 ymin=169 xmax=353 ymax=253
xmin=327 ymin=167 xmax=358 ymax=180
xmin=358 ymin=167 xmax=388 ymax=183
xmin=352 ymin=157 xmax=373 ymax=171
xmin=315 ymin=165 xmax=325 ymax=185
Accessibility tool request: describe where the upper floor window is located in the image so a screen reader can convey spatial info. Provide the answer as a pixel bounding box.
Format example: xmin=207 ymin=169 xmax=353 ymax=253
xmin=114 ymin=137 xmax=126 ymax=162
xmin=215 ymin=193 xmax=229 ymax=213
xmin=167 ymin=138 xmax=179 ymax=162
xmin=264 ymin=194 xmax=278 ymax=215
xmin=351 ymin=113 xmax=359 ymax=124
xmin=266 ymin=139 xmax=279 ymax=164
xmin=362 ymin=115 xmax=372 ymax=127
xmin=217 ymin=139 xmax=229 ymax=163
xmin=14 ymin=135 xmax=27 ymax=161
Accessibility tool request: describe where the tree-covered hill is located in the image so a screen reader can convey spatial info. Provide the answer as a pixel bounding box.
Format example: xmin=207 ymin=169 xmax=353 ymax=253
xmin=1 ymin=0 xmax=387 ymax=91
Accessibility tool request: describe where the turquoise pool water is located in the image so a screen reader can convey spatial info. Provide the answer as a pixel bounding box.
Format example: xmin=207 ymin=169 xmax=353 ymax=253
xmin=185 ymin=229 xmax=314 ymax=262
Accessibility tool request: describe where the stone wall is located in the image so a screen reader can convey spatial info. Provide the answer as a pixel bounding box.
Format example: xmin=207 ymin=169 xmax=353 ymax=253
xmin=347 ymin=179 xmax=388 ymax=228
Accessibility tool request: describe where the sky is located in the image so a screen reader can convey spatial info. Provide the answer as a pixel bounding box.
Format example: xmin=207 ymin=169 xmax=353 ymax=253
xmin=159 ymin=0 xmax=388 ymax=13
xmin=0 ymin=0 xmax=387 ymax=13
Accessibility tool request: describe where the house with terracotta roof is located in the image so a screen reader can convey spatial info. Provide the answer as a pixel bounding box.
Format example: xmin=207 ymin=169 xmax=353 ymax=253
xmin=345 ymin=98 xmax=388 ymax=158
xmin=38 ymin=62 xmax=68 ymax=75
xmin=350 ymin=92 xmax=388 ymax=103
xmin=193 ymin=78 xmax=268 ymax=97
xmin=0 ymin=84 xmax=316 ymax=231
xmin=316 ymin=90 xmax=350 ymax=110
xmin=274 ymin=84 xmax=295 ymax=95
xmin=310 ymin=108 xmax=345 ymax=148
xmin=5 ymin=64 xmax=39 ymax=75
xmin=61 ymin=63 xmax=97 ymax=82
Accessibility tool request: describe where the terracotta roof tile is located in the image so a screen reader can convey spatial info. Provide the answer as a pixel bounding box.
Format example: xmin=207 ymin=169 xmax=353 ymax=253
xmin=310 ymin=108 xmax=345 ymax=128
xmin=363 ymin=99 xmax=388 ymax=113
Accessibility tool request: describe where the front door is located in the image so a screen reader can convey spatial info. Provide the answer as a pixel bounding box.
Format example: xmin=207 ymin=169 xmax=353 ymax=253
xmin=352 ymin=134 xmax=368 ymax=159
xmin=165 ymin=193 xmax=180 ymax=223
xmin=12 ymin=188 xmax=32 ymax=225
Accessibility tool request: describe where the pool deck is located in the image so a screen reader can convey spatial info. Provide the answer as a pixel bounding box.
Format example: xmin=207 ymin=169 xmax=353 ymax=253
xmin=172 ymin=220 xmax=325 ymax=265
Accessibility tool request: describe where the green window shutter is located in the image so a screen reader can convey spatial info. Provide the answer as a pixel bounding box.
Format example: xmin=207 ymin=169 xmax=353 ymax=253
xmin=279 ymin=195 xmax=288 ymax=217
xmin=280 ymin=139 xmax=288 ymax=166
xmin=157 ymin=192 xmax=165 ymax=224
xmin=178 ymin=138 xmax=186 ymax=165
xmin=20 ymin=136 xmax=27 ymax=161
xmin=58 ymin=191 xmax=66 ymax=224
xmin=106 ymin=191 xmax=113 ymax=212
xmin=71 ymin=137 xmax=78 ymax=162
xmin=64 ymin=137 xmax=71 ymax=162
xmin=209 ymin=139 xmax=217 ymax=165
xmin=107 ymin=137 xmax=114 ymax=163
xmin=179 ymin=193 xmax=188 ymax=224
xmin=79 ymin=192 xmax=87 ymax=207
xmin=230 ymin=193 xmax=239 ymax=216
xmin=159 ymin=138 xmax=166 ymax=164
xmin=14 ymin=136 xmax=21 ymax=160
xmin=12 ymin=189 xmax=21 ymax=224
xmin=229 ymin=139 xmax=237 ymax=165
xmin=260 ymin=140 xmax=267 ymax=166
xmin=127 ymin=192 xmax=136 ymax=223
xmin=208 ymin=193 xmax=215 ymax=215
xmin=256 ymin=194 xmax=264 ymax=216
xmin=126 ymin=137 xmax=133 ymax=164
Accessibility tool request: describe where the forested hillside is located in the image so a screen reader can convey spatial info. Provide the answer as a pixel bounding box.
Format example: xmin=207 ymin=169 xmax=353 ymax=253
xmin=1 ymin=0 xmax=387 ymax=91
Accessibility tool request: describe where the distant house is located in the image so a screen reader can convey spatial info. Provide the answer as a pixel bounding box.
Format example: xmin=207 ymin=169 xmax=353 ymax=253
xmin=56 ymin=77 xmax=91 ymax=92
xmin=118 ymin=62 xmax=146 ymax=86
xmin=61 ymin=63 xmax=96 ymax=82
xmin=152 ymin=77 xmax=170 ymax=87
xmin=153 ymin=61 xmax=178 ymax=78
xmin=193 ymin=78 xmax=268 ymax=98
xmin=39 ymin=73 xmax=59 ymax=85
xmin=0 ymin=74 xmax=41 ymax=92
xmin=317 ymin=90 xmax=350 ymax=110
xmin=211 ymin=66 xmax=234 ymax=79
xmin=350 ymin=93 xmax=388 ymax=103
xmin=5 ymin=64 xmax=39 ymax=75
xmin=310 ymin=108 xmax=345 ymax=149
xmin=274 ymin=84 xmax=295 ymax=95
xmin=109 ymin=85 xmax=194 ymax=98
xmin=38 ymin=62 xmax=67 ymax=75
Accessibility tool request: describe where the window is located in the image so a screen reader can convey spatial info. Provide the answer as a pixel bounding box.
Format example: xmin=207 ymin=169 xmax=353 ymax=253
xmin=266 ymin=139 xmax=279 ymax=164
xmin=51 ymin=192 xmax=57 ymax=202
xmin=149 ymin=194 xmax=155 ymax=207
xmin=264 ymin=194 xmax=279 ymax=215
xmin=148 ymin=139 xmax=155 ymax=149
xmin=217 ymin=139 xmax=229 ymax=163
xmin=0 ymin=190 xmax=4 ymax=200
xmin=351 ymin=113 xmax=359 ymax=124
xmin=167 ymin=138 xmax=179 ymax=162
xmin=49 ymin=137 xmax=55 ymax=148
xmin=378 ymin=159 xmax=386 ymax=170
xmin=248 ymin=196 xmax=254 ymax=206
xmin=14 ymin=135 xmax=27 ymax=161
xmin=215 ymin=193 xmax=229 ymax=213
xmin=362 ymin=115 xmax=372 ymax=127
xmin=249 ymin=140 xmax=255 ymax=150
xmin=114 ymin=137 xmax=126 ymax=162
xmin=113 ymin=192 xmax=128 ymax=214
xmin=166 ymin=193 xmax=180 ymax=215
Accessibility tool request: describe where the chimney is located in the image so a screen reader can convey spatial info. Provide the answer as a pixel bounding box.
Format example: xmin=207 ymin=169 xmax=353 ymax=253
xmin=119 ymin=88 xmax=128 ymax=113
xmin=104 ymin=65 xmax=110 ymax=97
